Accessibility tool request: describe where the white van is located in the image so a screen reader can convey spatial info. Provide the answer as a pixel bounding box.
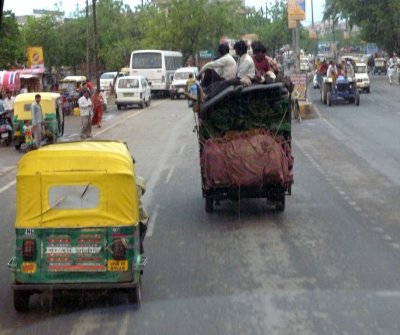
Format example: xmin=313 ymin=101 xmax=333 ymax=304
xmin=115 ymin=75 xmax=151 ymax=110
xmin=100 ymin=72 xmax=127 ymax=91
xmin=170 ymin=67 xmax=198 ymax=99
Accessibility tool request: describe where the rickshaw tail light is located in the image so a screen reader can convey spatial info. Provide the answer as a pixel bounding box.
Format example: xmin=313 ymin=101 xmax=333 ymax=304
xmin=111 ymin=239 xmax=126 ymax=260
xmin=22 ymin=239 xmax=36 ymax=261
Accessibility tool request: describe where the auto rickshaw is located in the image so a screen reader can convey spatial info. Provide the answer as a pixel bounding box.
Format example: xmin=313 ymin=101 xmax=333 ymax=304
xmin=8 ymin=140 xmax=147 ymax=312
xmin=59 ymin=76 xmax=87 ymax=114
xmin=373 ymin=58 xmax=387 ymax=75
xmin=13 ymin=92 xmax=64 ymax=150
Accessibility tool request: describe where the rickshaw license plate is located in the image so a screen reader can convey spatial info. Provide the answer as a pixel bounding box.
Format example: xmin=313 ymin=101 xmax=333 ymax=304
xmin=107 ymin=260 xmax=128 ymax=271
xmin=1 ymin=133 xmax=8 ymax=138
xmin=21 ymin=262 xmax=37 ymax=273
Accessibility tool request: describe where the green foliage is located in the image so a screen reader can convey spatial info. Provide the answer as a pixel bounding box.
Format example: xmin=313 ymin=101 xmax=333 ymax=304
xmin=323 ymin=0 xmax=400 ymax=54
xmin=0 ymin=11 xmax=23 ymax=68
xmin=0 ymin=0 xmax=294 ymax=73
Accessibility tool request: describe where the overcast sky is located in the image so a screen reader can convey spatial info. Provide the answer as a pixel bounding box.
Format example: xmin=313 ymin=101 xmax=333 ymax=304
xmin=4 ymin=0 xmax=324 ymax=25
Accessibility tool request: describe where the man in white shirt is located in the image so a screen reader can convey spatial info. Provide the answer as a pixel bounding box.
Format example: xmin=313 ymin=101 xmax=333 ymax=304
xmin=233 ymin=40 xmax=255 ymax=86
xmin=78 ymin=90 xmax=93 ymax=139
xmin=3 ymin=91 xmax=15 ymax=119
xmin=197 ymin=43 xmax=237 ymax=87
xmin=31 ymin=94 xmax=44 ymax=148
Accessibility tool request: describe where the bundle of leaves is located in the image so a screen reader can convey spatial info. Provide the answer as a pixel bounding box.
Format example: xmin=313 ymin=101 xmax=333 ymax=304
xmin=199 ymin=93 xmax=291 ymax=141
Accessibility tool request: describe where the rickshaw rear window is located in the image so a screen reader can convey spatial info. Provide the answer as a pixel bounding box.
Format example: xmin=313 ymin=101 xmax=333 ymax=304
xmin=24 ymin=104 xmax=31 ymax=112
xmin=49 ymin=185 xmax=100 ymax=209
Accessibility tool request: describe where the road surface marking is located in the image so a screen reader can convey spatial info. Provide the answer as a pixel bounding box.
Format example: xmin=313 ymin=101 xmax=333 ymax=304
xmin=165 ymin=168 xmax=174 ymax=183
xmin=178 ymin=143 xmax=187 ymax=156
xmin=146 ymin=204 xmax=160 ymax=237
xmin=0 ymin=180 xmax=16 ymax=194
xmin=94 ymin=100 xmax=164 ymax=137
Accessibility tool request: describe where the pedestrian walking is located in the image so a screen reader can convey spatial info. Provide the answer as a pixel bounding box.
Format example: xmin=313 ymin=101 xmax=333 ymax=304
xmin=387 ymin=56 xmax=396 ymax=85
xmin=31 ymin=94 xmax=45 ymax=148
xmin=78 ymin=90 xmax=93 ymax=139
xmin=91 ymin=89 xmax=103 ymax=128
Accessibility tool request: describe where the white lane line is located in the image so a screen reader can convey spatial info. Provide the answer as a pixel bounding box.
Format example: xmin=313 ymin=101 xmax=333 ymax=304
xmin=94 ymin=100 xmax=164 ymax=137
xmin=0 ymin=180 xmax=16 ymax=194
xmin=117 ymin=311 xmax=130 ymax=335
xmin=178 ymin=143 xmax=187 ymax=156
xmin=165 ymin=168 xmax=174 ymax=183
xmin=381 ymin=104 xmax=389 ymax=110
xmin=146 ymin=204 xmax=160 ymax=237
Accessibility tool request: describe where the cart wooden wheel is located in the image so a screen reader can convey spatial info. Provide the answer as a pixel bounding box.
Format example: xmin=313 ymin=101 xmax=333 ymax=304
xmin=13 ymin=290 xmax=31 ymax=312
xmin=275 ymin=196 xmax=285 ymax=212
xmin=205 ymin=197 xmax=214 ymax=213
xmin=128 ymin=280 xmax=142 ymax=309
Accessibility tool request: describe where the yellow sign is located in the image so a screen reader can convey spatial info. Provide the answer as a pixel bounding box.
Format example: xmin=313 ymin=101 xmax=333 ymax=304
xmin=27 ymin=46 xmax=44 ymax=69
xmin=343 ymin=31 xmax=350 ymax=40
xmin=288 ymin=19 xmax=297 ymax=29
xmin=288 ymin=0 xmax=306 ymax=21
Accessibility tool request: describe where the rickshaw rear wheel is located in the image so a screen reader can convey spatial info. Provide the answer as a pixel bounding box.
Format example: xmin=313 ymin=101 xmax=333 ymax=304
xmin=128 ymin=280 xmax=142 ymax=308
xmin=13 ymin=290 xmax=31 ymax=312
xmin=205 ymin=197 xmax=214 ymax=213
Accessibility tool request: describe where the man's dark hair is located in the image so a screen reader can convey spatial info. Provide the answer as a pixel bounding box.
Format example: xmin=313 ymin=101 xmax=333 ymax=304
xmin=252 ymin=41 xmax=267 ymax=53
xmin=188 ymin=73 xmax=194 ymax=78
xmin=217 ymin=43 xmax=230 ymax=56
xmin=233 ymin=40 xmax=248 ymax=55
xmin=35 ymin=94 xmax=41 ymax=99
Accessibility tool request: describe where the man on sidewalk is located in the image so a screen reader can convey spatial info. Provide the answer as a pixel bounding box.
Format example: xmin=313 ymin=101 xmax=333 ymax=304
xmin=78 ymin=90 xmax=93 ymax=139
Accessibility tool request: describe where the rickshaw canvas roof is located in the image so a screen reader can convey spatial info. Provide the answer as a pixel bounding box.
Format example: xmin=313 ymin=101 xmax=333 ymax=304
xmin=16 ymin=141 xmax=140 ymax=228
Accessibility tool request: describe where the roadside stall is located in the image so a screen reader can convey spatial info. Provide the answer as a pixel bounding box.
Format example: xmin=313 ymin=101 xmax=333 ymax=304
xmin=59 ymin=75 xmax=86 ymax=115
xmin=17 ymin=68 xmax=45 ymax=92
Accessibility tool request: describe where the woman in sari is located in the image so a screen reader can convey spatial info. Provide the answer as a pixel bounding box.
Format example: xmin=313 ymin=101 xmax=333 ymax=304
xmin=91 ymin=89 xmax=103 ymax=128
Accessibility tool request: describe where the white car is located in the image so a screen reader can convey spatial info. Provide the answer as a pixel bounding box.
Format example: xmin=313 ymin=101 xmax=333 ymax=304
xmin=354 ymin=63 xmax=370 ymax=93
xmin=115 ymin=75 xmax=151 ymax=109
xmin=170 ymin=67 xmax=198 ymax=99
xmin=100 ymin=72 xmax=127 ymax=91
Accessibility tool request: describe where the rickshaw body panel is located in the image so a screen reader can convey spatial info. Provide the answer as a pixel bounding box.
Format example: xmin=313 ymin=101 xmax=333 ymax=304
xmin=10 ymin=141 xmax=143 ymax=293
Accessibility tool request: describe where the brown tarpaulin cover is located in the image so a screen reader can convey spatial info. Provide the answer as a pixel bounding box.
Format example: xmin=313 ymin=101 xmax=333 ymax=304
xmin=201 ymin=129 xmax=293 ymax=188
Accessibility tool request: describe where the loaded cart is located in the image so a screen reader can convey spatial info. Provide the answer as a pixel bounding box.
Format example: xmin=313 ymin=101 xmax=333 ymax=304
xmin=194 ymin=82 xmax=294 ymax=212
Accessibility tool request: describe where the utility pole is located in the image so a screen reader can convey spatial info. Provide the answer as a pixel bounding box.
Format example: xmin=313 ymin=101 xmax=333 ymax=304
xmin=86 ymin=0 xmax=90 ymax=79
xmin=92 ymin=0 xmax=100 ymax=89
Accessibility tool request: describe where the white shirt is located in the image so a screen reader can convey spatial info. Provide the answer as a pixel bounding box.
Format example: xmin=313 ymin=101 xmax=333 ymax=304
xmin=78 ymin=95 xmax=93 ymax=117
xmin=237 ymin=53 xmax=255 ymax=79
xmin=3 ymin=96 xmax=15 ymax=111
xmin=199 ymin=53 xmax=237 ymax=80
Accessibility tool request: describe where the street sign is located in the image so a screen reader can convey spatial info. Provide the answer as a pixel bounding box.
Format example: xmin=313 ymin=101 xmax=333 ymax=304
xmin=199 ymin=49 xmax=214 ymax=59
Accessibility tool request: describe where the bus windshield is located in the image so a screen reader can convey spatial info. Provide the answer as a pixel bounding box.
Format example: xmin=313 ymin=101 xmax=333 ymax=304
xmin=131 ymin=52 xmax=162 ymax=69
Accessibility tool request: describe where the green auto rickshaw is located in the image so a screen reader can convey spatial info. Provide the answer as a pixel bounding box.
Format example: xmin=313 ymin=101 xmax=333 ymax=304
xmin=13 ymin=92 xmax=64 ymax=149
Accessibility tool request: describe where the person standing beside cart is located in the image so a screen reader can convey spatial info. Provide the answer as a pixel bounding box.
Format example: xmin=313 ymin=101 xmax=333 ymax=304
xmin=31 ymin=94 xmax=44 ymax=148
xmin=78 ymin=90 xmax=93 ymax=139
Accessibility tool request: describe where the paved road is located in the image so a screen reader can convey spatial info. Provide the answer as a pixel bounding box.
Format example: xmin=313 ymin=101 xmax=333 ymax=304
xmin=1 ymin=78 xmax=400 ymax=334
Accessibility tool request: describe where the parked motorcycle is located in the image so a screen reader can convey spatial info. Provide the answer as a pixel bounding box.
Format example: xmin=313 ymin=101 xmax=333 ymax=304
xmin=0 ymin=111 xmax=14 ymax=146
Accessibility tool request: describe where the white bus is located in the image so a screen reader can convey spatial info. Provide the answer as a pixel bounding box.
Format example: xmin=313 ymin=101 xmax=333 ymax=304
xmin=129 ymin=50 xmax=183 ymax=97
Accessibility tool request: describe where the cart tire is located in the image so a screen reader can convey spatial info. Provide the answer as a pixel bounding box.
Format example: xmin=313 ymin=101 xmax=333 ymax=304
xmin=128 ymin=280 xmax=142 ymax=308
xmin=14 ymin=290 xmax=31 ymax=312
xmin=205 ymin=198 xmax=214 ymax=213
xmin=327 ymin=92 xmax=332 ymax=106
xmin=15 ymin=143 xmax=21 ymax=150
xmin=355 ymin=94 xmax=360 ymax=106
xmin=275 ymin=196 xmax=285 ymax=212
xmin=117 ymin=104 xmax=122 ymax=110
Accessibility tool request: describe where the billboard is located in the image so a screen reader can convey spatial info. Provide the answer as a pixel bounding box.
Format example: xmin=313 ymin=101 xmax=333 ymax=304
xmin=288 ymin=0 xmax=306 ymax=21
xmin=27 ymin=46 xmax=44 ymax=69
